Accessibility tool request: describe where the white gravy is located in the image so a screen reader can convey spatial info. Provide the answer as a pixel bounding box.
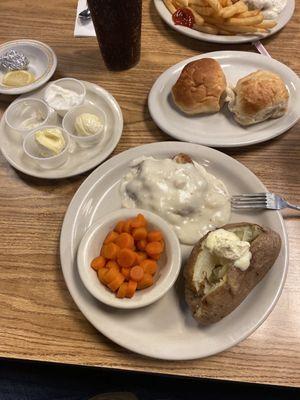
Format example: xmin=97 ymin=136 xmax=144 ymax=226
xmin=120 ymin=157 xmax=231 ymax=245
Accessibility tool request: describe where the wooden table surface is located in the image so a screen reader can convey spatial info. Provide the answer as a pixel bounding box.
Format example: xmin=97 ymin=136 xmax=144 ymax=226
xmin=0 ymin=0 xmax=299 ymax=389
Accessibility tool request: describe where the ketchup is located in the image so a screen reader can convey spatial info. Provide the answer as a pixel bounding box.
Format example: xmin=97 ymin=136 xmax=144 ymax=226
xmin=172 ymin=8 xmax=195 ymax=28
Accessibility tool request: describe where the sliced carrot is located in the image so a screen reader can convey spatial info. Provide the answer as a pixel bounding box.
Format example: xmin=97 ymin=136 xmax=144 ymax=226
xmin=137 ymin=239 xmax=147 ymax=251
xmin=126 ymin=280 xmax=137 ymax=298
xmin=130 ymin=266 xmax=144 ymax=282
xmin=149 ymin=253 xmax=161 ymax=261
xmin=121 ymin=267 xmax=131 ymax=280
xmin=108 ymin=273 xmax=125 ymax=292
xmin=137 ymin=273 xmax=153 ymax=289
xmin=97 ymin=267 xmax=108 ymax=283
xmin=145 ymin=241 xmax=163 ymax=256
xmin=114 ymin=232 xmax=134 ymax=249
xmin=106 ymin=260 xmax=119 ymax=270
xmin=147 ymin=230 xmax=163 ymax=242
xmin=116 ymin=282 xmax=128 ymax=298
xmin=117 ymin=248 xmax=136 ymax=268
xmin=140 ymin=259 xmax=158 ymax=275
xmin=104 ymin=231 xmax=119 ymax=244
xmin=131 ymin=213 xmax=147 ymax=228
xmin=136 ymin=252 xmax=147 ymax=264
xmin=132 ymin=227 xmax=148 ymax=241
xmin=115 ymin=221 xmax=125 ymax=234
xmin=91 ymin=256 xmax=106 ymax=270
xmin=160 ymin=239 xmax=165 ymax=251
xmin=103 ymin=264 xmax=119 ymax=284
xmin=123 ymin=219 xmax=132 ymax=233
xmin=102 ymin=242 xmax=120 ymax=260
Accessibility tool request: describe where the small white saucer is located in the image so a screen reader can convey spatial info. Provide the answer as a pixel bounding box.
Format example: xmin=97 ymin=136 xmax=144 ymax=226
xmin=0 ymin=39 xmax=57 ymax=95
xmin=0 ymin=80 xmax=123 ymax=179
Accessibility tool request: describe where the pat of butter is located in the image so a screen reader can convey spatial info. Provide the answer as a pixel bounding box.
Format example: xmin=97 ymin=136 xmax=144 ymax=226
xmin=35 ymin=128 xmax=65 ymax=156
xmin=75 ymin=113 xmax=103 ymax=136
xmin=205 ymin=228 xmax=252 ymax=271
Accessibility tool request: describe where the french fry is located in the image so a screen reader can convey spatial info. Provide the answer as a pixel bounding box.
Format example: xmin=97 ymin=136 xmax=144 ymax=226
xmin=203 ymin=15 xmax=226 ymax=25
xmin=256 ymin=20 xmax=277 ymax=29
xmin=188 ymin=0 xmax=210 ymax=6
xmin=187 ymin=6 xmax=205 ymax=25
xmin=219 ymin=29 xmax=235 ymax=35
xmin=193 ymin=22 xmax=219 ymax=34
xmin=220 ymin=1 xmax=248 ymax=18
xmin=192 ymin=5 xmax=215 ymax=16
xmin=219 ymin=0 xmax=227 ymax=6
xmin=236 ymin=10 xmax=260 ymax=18
xmin=163 ymin=0 xmax=177 ymax=14
xmin=174 ymin=0 xmax=189 ymax=7
xmin=226 ymin=0 xmax=233 ymax=5
xmin=206 ymin=0 xmax=222 ymax=13
xmin=224 ymin=14 xmax=264 ymax=26
xmin=215 ymin=23 xmax=267 ymax=33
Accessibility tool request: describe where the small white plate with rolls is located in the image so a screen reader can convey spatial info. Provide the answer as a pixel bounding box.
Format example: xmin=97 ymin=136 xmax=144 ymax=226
xmin=148 ymin=51 xmax=300 ymax=147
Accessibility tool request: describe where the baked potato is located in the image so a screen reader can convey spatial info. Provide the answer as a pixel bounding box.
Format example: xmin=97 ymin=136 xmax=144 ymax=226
xmin=184 ymin=223 xmax=281 ymax=325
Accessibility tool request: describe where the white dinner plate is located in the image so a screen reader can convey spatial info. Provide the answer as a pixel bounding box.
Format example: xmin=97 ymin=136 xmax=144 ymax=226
xmin=148 ymin=51 xmax=300 ymax=147
xmin=60 ymin=142 xmax=288 ymax=360
xmin=0 ymin=80 xmax=123 ymax=179
xmin=154 ymin=0 xmax=295 ymax=44
xmin=0 ymin=39 xmax=57 ymax=95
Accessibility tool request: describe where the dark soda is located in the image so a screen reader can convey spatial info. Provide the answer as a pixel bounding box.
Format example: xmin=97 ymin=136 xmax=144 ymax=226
xmin=87 ymin=0 xmax=142 ymax=71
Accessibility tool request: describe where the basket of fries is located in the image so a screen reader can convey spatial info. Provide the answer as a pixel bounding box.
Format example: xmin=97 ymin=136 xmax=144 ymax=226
xmin=162 ymin=0 xmax=277 ymax=36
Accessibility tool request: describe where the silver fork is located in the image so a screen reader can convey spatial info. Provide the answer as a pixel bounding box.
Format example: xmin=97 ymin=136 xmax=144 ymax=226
xmin=231 ymin=193 xmax=300 ymax=211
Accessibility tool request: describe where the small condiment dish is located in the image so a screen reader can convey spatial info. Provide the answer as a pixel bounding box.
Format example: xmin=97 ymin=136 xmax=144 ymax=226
xmin=0 ymin=39 xmax=57 ymax=95
xmin=23 ymin=125 xmax=70 ymax=170
xmin=77 ymin=208 xmax=181 ymax=309
xmin=5 ymin=98 xmax=51 ymax=136
xmin=62 ymin=103 xmax=106 ymax=148
xmin=44 ymin=78 xmax=86 ymax=117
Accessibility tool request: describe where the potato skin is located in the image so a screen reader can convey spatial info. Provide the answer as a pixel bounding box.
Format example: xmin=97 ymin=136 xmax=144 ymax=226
xmin=184 ymin=223 xmax=281 ymax=325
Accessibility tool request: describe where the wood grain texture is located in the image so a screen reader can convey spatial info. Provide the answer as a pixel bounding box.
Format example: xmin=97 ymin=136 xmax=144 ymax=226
xmin=0 ymin=0 xmax=299 ymax=388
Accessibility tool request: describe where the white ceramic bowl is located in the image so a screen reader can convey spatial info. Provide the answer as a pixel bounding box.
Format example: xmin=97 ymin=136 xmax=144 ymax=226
xmin=44 ymin=78 xmax=86 ymax=117
xmin=77 ymin=208 xmax=181 ymax=309
xmin=23 ymin=125 xmax=70 ymax=170
xmin=62 ymin=103 xmax=106 ymax=148
xmin=5 ymin=98 xmax=51 ymax=136
xmin=0 ymin=39 xmax=57 ymax=95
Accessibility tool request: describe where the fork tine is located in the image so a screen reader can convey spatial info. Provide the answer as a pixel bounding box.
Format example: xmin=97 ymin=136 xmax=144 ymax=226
xmin=231 ymin=198 xmax=267 ymax=203
xmin=231 ymin=198 xmax=267 ymax=204
xmin=232 ymin=194 xmax=267 ymax=200
xmin=232 ymin=204 xmax=266 ymax=209
xmin=231 ymin=201 xmax=267 ymax=207
xmin=232 ymin=193 xmax=267 ymax=197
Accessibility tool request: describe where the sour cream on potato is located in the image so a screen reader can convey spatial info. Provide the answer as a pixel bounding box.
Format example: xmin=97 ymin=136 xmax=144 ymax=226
xmin=120 ymin=157 xmax=231 ymax=245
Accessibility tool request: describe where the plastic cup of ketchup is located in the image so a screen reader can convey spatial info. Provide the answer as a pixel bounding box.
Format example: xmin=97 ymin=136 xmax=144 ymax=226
xmin=87 ymin=0 xmax=142 ymax=71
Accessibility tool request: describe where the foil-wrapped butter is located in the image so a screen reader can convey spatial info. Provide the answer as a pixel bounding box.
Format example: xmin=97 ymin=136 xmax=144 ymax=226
xmin=0 ymin=49 xmax=29 ymax=72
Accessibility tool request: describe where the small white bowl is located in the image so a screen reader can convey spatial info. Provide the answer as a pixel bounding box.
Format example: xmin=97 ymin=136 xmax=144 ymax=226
xmin=23 ymin=125 xmax=70 ymax=170
xmin=77 ymin=208 xmax=181 ymax=309
xmin=44 ymin=78 xmax=86 ymax=117
xmin=5 ymin=98 xmax=51 ymax=136
xmin=62 ymin=103 xmax=106 ymax=148
xmin=0 ymin=39 xmax=57 ymax=95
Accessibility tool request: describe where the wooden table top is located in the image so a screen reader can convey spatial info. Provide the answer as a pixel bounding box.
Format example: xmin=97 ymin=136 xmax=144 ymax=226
xmin=0 ymin=0 xmax=299 ymax=388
